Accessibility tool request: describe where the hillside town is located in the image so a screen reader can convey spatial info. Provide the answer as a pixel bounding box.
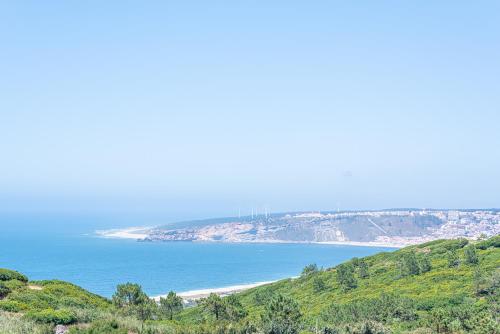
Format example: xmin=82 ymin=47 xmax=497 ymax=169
xmin=135 ymin=209 xmax=500 ymax=247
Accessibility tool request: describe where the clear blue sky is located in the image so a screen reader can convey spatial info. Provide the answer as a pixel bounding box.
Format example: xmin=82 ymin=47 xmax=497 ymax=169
xmin=1 ymin=1 xmax=499 ymax=220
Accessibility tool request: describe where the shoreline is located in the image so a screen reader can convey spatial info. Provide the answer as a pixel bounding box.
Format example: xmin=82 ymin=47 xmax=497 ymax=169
xmin=152 ymin=280 xmax=277 ymax=303
xmin=95 ymin=227 xmax=151 ymax=240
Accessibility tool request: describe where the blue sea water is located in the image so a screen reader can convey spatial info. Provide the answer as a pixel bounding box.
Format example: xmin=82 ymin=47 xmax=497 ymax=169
xmin=0 ymin=214 xmax=394 ymax=298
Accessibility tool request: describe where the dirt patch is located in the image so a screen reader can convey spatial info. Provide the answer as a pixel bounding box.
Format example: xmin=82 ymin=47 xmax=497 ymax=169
xmin=28 ymin=285 xmax=43 ymax=290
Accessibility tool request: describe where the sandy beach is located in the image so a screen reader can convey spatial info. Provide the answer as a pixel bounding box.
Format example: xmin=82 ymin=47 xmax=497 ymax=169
xmin=152 ymin=280 xmax=276 ymax=303
xmin=96 ymin=227 xmax=151 ymax=240
xmin=315 ymin=240 xmax=406 ymax=248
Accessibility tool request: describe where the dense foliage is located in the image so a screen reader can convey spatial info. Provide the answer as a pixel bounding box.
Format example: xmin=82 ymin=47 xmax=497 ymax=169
xmin=0 ymin=269 xmax=28 ymax=283
xmin=1 ymin=235 xmax=499 ymax=334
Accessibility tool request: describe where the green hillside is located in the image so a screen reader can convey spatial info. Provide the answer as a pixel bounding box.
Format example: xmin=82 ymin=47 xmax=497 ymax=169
xmin=0 ymin=236 xmax=498 ymax=334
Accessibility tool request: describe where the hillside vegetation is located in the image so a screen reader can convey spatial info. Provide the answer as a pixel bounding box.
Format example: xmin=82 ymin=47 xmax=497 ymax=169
xmin=0 ymin=236 xmax=498 ymax=334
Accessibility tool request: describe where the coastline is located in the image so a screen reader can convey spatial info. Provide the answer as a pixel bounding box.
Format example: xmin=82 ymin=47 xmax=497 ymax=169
xmin=315 ymin=240 xmax=405 ymax=248
xmin=96 ymin=227 xmax=404 ymax=248
xmin=95 ymin=227 xmax=151 ymax=240
xmin=152 ymin=280 xmax=277 ymax=303
xmin=96 ymin=228 xmax=402 ymax=304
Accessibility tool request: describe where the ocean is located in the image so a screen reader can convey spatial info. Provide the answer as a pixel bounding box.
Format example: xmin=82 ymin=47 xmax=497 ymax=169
xmin=0 ymin=214 xmax=394 ymax=298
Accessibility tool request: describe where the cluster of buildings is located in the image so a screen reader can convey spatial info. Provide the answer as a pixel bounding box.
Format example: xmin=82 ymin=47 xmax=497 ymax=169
xmin=144 ymin=209 xmax=499 ymax=246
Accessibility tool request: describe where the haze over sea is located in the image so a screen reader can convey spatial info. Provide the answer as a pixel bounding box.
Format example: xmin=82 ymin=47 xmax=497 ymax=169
xmin=0 ymin=213 xmax=392 ymax=298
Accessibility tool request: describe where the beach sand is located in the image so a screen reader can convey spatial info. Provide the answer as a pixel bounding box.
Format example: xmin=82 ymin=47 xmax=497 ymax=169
xmin=96 ymin=227 xmax=150 ymax=240
xmin=152 ymin=280 xmax=276 ymax=303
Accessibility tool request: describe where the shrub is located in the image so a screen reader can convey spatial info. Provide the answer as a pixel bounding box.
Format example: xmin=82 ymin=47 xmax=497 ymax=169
xmin=321 ymin=294 xmax=417 ymax=325
xmin=0 ymin=283 xmax=11 ymax=299
xmin=447 ymin=250 xmax=459 ymax=268
xmin=18 ymin=280 xmax=110 ymax=311
xmin=336 ymin=263 xmax=357 ymax=291
xmin=358 ymin=259 xmax=370 ymax=279
xmin=447 ymin=238 xmax=469 ymax=250
xmin=476 ymin=235 xmax=500 ymax=250
xmin=2 ymin=279 xmax=26 ymax=291
xmin=25 ymin=309 xmax=77 ymax=325
xmin=419 ymin=255 xmax=432 ymax=273
xmin=224 ymin=294 xmax=247 ymax=321
xmin=262 ymin=294 xmax=302 ymax=334
xmin=349 ymin=321 xmax=390 ymax=334
xmin=474 ymin=268 xmax=500 ymax=296
xmin=427 ymin=301 xmax=497 ymax=334
xmin=0 ymin=269 xmax=28 ymax=283
xmin=464 ymin=245 xmax=479 ymax=265
xmin=313 ymin=276 xmax=327 ymax=293
xmin=399 ymin=251 xmax=420 ymax=276
xmin=0 ymin=300 xmax=29 ymax=312
xmin=253 ymin=289 xmax=275 ymax=306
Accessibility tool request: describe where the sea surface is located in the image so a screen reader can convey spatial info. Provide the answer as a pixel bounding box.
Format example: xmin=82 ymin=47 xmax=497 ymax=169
xmin=0 ymin=214 xmax=394 ymax=298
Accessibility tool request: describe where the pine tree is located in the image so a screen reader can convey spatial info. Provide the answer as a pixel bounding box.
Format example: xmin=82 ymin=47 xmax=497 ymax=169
xmin=200 ymin=293 xmax=226 ymax=320
xmin=301 ymin=263 xmax=319 ymax=277
xmin=112 ymin=283 xmax=144 ymax=308
xmin=159 ymin=291 xmax=183 ymax=320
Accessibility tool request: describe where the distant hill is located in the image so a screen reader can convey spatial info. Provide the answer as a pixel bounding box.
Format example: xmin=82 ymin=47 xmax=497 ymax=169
xmin=144 ymin=209 xmax=500 ymax=247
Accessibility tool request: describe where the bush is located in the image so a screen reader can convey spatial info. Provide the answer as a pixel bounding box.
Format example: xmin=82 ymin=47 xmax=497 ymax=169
xmin=262 ymin=294 xmax=302 ymax=334
xmin=447 ymin=250 xmax=459 ymax=268
xmin=464 ymin=245 xmax=479 ymax=265
xmin=0 ymin=283 xmax=11 ymax=299
xmin=0 ymin=300 xmax=29 ymax=312
xmin=358 ymin=259 xmax=370 ymax=279
xmin=25 ymin=309 xmax=77 ymax=325
xmin=11 ymin=280 xmax=111 ymax=311
xmin=2 ymin=279 xmax=27 ymax=291
xmin=0 ymin=269 xmax=28 ymax=283
xmin=336 ymin=263 xmax=357 ymax=291
xmin=419 ymin=255 xmax=432 ymax=273
xmin=431 ymin=239 xmax=469 ymax=255
xmin=313 ymin=276 xmax=327 ymax=293
xmin=253 ymin=289 xmax=275 ymax=306
xmin=322 ymin=294 xmax=418 ymax=325
xmin=476 ymin=235 xmax=500 ymax=250
xmin=399 ymin=251 xmax=420 ymax=276
xmin=448 ymin=238 xmax=469 ymax=250
xmin=428 ymin=301 xmax=498 ymax=334
xmin=349 ymin=321 xmax=390 ymax=334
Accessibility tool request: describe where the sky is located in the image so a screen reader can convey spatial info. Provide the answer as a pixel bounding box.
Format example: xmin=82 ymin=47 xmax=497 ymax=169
xmin=0 ymin=1 xmax=499 ymax=221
